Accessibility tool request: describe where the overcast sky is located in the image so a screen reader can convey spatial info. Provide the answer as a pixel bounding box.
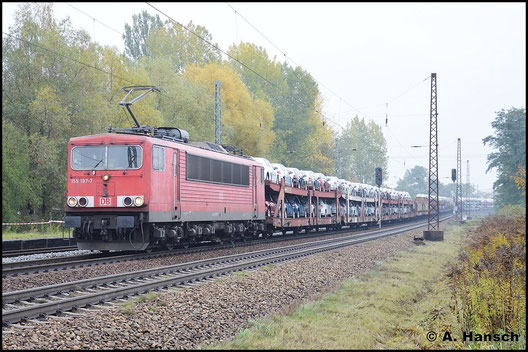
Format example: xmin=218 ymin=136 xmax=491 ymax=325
xmin=3 ymin=2 xmax=526 ymax=193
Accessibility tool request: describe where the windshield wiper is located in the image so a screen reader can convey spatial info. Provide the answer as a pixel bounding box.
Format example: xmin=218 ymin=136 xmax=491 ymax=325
xmin=92 ymin=159 xmax=104 ymax=170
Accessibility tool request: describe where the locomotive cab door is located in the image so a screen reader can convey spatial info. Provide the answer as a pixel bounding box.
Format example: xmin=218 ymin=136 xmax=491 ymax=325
xmin=173 ymin=151 xmax=181 ymax=219
xmin=252 ymin=166 xmax=258 ymax=218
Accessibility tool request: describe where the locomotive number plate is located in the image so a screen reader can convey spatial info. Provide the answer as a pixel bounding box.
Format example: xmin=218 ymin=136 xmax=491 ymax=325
xmin=99 ymin=197 xmax=112 ymax=206
xmin=71 ymin=178 xmax=93 ymax=184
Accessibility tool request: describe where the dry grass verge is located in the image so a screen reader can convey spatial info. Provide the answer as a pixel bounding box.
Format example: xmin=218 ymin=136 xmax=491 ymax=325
xmin=213 ymin=216 xmax=525 ymax=350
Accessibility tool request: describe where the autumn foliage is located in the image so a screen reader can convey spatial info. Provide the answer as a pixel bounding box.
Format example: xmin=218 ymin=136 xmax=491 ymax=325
xmin=512 ymin=165 xmax=526 ymax=196
xmin=448 ymin=213 xmax=526 ymax=340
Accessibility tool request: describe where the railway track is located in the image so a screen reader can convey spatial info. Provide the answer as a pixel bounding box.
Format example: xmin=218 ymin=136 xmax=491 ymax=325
xmin=2 ymin=226 xmax=366 ymax=277
xmin=2 ymin=217 xmax=424 ymax=277
xmin=2 ymin=246 xmax=79 ymax=258
xmin=2 ymin=215 xmax=451 ymax=326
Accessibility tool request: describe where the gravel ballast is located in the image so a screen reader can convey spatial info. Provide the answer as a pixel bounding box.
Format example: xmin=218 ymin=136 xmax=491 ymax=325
xmin=2 ymin=250 xmax=96 ymax=264
xmin=2 ymin=226 xmax=395 ymax=292
xmin=2 ymin=222 xmax=451 ymax=350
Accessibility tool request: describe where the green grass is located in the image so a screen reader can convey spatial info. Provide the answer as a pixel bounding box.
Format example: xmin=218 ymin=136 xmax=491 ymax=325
xmin=2 ymin=224 xmax=70 ymax=240
xmin=120 ymin=301 xmax=134 ymax=315
xmin=233 ymin=270 xmax=251 ymax=278
xmin=208 ymin=223 xmax=479 ymax=350
xmin=2 ymin=231 xmax=70 ymax=240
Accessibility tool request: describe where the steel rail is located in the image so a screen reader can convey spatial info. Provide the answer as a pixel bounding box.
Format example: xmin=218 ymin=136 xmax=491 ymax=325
xmin=2 ymin=217 xmax=421 ymax=277
xmin=2 ymin=216 xmax=451 ymax=325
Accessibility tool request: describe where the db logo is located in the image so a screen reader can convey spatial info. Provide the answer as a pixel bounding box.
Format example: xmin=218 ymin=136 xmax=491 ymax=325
xmin=99 ymin=197 xmax=112 ymax=206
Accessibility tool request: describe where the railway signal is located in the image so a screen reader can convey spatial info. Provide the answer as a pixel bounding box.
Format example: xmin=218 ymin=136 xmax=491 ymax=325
xmin=451 ymin=169 xmax=456 ymax=182
xmin=375 ymin=167 xmax=382 ymax=187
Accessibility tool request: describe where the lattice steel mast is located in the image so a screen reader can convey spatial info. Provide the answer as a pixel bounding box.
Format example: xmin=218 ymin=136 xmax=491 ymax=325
xmin=456 ymin=138 xmax=463 ymax=221
xmin=427 ymin=73 xmax=440 ymax=231
xmin=214 ymin=80 xmax=222 ymax=144
xmin=466 ymin=159 xmax=471 ymax=219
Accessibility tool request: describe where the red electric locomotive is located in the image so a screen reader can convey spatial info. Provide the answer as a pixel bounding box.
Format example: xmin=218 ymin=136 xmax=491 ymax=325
xmin=64 ymin=87 xmax=266 ymax=251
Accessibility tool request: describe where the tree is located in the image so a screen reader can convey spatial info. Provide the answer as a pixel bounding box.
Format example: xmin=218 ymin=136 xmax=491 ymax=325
xmin=334 ymin=116 xmax=388 ymax=184
xmin=184 ymin=63 xmax=275 ymax=157
xmin=227 ymin=45 xmax=334 ymax=172
xmin=395 ymin=166 xmax=428 ymax=197
xmin=269 ymin=64 xmax=325 ymax=168
xmin=2 ymin=121 xmax=36 ymax=221
xmin=512 ymin=165 xmax=526 ymax=196
xmin=123 ymin=10 xmax=163 ymax=61
xmin=297 ymin=93 xmax=336 ymax=175
xmin=2 ymin=3 xmax=162 ymax=221
xmin=483 ymin=107 xmax=526 ymax=207
xmin=146 ymin=20 xmax=222 ymax=73
xmin=227 ymin=42 xmax=287 ymax=102
xmin=142 ymin=56 xmax=213 ymax=141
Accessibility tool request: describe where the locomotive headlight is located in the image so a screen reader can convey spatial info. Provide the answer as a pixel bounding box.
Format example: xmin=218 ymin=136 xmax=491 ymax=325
xmin=123 ymin=197 xmax=133 ymax=207
xmin=67 ymin=197 xmax=78 ymax=207
xmin=134 ymin=196 xmax=144 ymax=206
xmin=102 ymin=174 xmax=111 ymax=181
xmin=78 ymin=197 xmax=88 ymax=207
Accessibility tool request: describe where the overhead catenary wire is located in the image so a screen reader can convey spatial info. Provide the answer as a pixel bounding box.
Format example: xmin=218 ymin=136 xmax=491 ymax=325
xmin=64 ymin=2 xmax=422 ymax=133
xmin=64 ymin=2 xmax=124 ymax=38
xmin=144 ymin=3 xmax=345 ymax=130
xmin=355 ymin=75 xmax=431 ymax=110
xmin=226 ymin=2 xmax=365 ymax=126
xmin=2 ymin=31 xmax=214 ymax=125
xmin=60 ymin=4 xmax=221 ymax=122
xmin=9 ymin=4 xmax=431 ymax=158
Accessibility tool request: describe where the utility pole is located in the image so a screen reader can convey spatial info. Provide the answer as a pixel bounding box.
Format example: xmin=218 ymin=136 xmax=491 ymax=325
xmin=214 ymin=80 xmax=222 ymax=144
xmin=466 ymin=160 xmax=471 ymax=220
xmin=422 ymin=73 xmax=443 ymax=241
xmin=456 ymin=138 xmax=463 ymax=222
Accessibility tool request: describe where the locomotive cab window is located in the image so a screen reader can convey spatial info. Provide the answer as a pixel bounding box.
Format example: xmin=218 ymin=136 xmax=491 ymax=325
xmin=152 ymin=146 xmax=165 ymax=171
xmin=187 ymin=154 xmax=249 ymax=187
xmin=71 ymin=145 xmax=143 ymax=170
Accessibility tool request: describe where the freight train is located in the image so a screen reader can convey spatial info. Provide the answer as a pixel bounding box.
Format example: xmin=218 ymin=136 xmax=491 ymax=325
xmin=63 ymin=86 xmax=453 ymax=251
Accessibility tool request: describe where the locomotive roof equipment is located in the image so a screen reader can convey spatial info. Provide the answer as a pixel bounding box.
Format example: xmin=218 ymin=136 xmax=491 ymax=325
xmin=108 ymin=86 xmax=190 ymax=144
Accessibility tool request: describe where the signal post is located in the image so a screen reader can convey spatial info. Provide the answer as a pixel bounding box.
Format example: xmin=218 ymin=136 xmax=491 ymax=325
xmin=375 ymin=167 xmax=382 ymax=229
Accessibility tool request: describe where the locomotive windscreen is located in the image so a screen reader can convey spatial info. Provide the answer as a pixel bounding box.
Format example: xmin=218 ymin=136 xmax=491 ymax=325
xmin=71 ymin=145 xmax=143 ymax=170
xmin=187 ymin=154 xmax=249 ymax=186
